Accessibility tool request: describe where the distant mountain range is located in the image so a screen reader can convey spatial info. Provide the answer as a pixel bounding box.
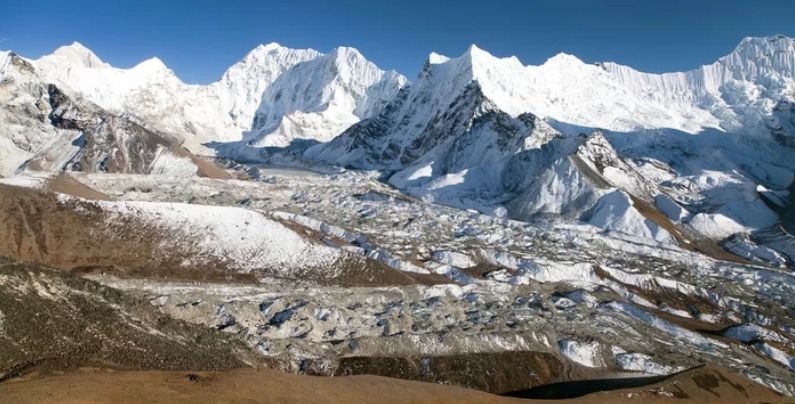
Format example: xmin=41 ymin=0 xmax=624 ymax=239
xmin=1 ymin=35 xmax=794 ymax=261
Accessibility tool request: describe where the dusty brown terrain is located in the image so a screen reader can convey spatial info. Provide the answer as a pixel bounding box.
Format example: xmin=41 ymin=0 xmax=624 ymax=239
xmin=0 ymin=365 xmax=788 ymax=404
xmin=47 ymin=173 xmax=114 ymax=200
xmin=0 ymin=183 xmax=206 ymax=276
xmin=177 ymin=147 xmax=234 ymax=180
xmin=0 ymin=260 xmax=262 ymax=380
xmin=323 ymin=351 xmax=574 ymax=394
xmin=0 ymin=182 xmax=444 ymax=287
xmin=545 ymin=365 xmax=791 ymax=403
xmin=0 ymin=182 xmax=790 ymax=403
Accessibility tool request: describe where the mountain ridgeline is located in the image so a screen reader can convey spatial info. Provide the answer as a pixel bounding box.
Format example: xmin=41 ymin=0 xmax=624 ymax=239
xmin=1 ymin=36 xmax=794 ymax=259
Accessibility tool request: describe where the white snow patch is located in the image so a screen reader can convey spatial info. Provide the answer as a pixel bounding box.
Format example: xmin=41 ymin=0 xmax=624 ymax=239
xmin=754 ymin=342 xmax=795 ymax=370
xmin=611 ymin=347 xmax=680 ymax=375
xmin=724 ymin=323 xmax=790 ymax=344
xmin=587 ymin=190 xmax=673 ymax=243
xmin=558 ymin=339 xmax=604 ymax=368
xmin=63 ymin=196 xmax=341 ymax=273
xmin=0 ymin=175 xmax=48 ymax=189
xmin=431 ymin=250 xmax=476 ymax=268
xmin=689 ymin=199 xmax=778 ymax=239
xmin=149 ymin=149 xmax=198 ymax=177
xmin=654 ymin=194 xmax=688 ymax=222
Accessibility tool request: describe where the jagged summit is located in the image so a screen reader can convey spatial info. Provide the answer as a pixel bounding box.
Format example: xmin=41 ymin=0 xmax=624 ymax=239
xmin=734 ymin=34 xmax=794 ymax=50
xmin=257 ymin=42 xmax=287 ymax=52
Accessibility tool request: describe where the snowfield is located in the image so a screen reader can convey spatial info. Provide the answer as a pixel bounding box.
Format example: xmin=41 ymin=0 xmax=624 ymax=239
xmin=80 ymin=197 xmax=342 ymax=273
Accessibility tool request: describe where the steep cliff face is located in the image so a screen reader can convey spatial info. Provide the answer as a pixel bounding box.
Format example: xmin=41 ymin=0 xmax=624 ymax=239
xmin=246 ymin=47 xmax=407 ymax=148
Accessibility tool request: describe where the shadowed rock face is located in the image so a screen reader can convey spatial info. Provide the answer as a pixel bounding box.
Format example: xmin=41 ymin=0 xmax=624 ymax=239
xmin=33 ymin=84 xmax=175 ymax=174
xmin=1 ymin=52 xmax=228 ymax=178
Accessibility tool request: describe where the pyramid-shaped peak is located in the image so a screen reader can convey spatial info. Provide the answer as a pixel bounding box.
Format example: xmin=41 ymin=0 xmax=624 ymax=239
xmin=329 ymin=46 xmax=367 ymax=62
xmin=544 ymin=52 xmax=585 ymax=67
xmin=48 ymin=41 xmax=107 ymax=68
xmin=63 ymin=41 xmax=91 ymax=51
xmin=133 ymin=57 xmax=169 ymax=74
xmin=463 ymin=43 xmax=495 ymax=61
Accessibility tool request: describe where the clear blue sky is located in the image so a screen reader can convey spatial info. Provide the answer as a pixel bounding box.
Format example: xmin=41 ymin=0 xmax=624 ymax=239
xmin=3 ymin=0 xmax=794 ymax=84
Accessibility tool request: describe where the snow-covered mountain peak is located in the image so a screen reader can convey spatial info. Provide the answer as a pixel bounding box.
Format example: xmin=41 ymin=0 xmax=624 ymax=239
xmin=428 ymin=52 xmax=451 ymax=65
xmin=734 ymin=34 xmax=794 ymax=54
xmin=718 ymin=34 xmax=795 ymax=81
xmin=245 ymin=45 xmax=409 ymax=147
xmin=39 ymin=42 xmax=108 ymax=69
xmin=220 ymin=44 xmax=319 ymax=81
xmin=543 ymin=52 xmax=586 ymax=67
xmin=464 ymin=43 xmax=488 ymax=58
xmin=327 ymin=46 xmax=374 ymax=77
xmin=459 ymin=44 xmax=524 ymax=72
xmin=257 ymin=42 xmax=287 ymax=52
xmin=329 ymin=46 xmax=365 ymax=60
xmin=415 ymin=45 xmax=521 ymax=103
xmin=131 ymin=56 xmax=170 ymax=75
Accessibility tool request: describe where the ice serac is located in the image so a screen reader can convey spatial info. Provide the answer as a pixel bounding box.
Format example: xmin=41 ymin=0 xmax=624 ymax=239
xmin=247 ymin=46 xmax=408 ymax=148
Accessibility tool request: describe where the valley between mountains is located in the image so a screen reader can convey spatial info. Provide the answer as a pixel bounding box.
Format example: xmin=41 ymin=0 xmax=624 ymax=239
xmin=0 ymin=35 xmax=794 ymax=402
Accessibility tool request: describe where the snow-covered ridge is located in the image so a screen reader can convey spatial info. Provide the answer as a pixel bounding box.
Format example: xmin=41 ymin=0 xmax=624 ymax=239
xmin=313 ymin=35 xmax=795 ymax=171
xmin=31 ymin=41 xmax=408 ymax=154
xmin=405 ymin=35 xmax=795 ymax=137
xmin=309 ymin=35 xmax=795 ymax=247
xmin=247 ymin=46 xmax=408 ymax=147
xmin=0 ymin=54 xmax=218 ymax=177
xmin=600 ymin=35 xmax=795 ymax=132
